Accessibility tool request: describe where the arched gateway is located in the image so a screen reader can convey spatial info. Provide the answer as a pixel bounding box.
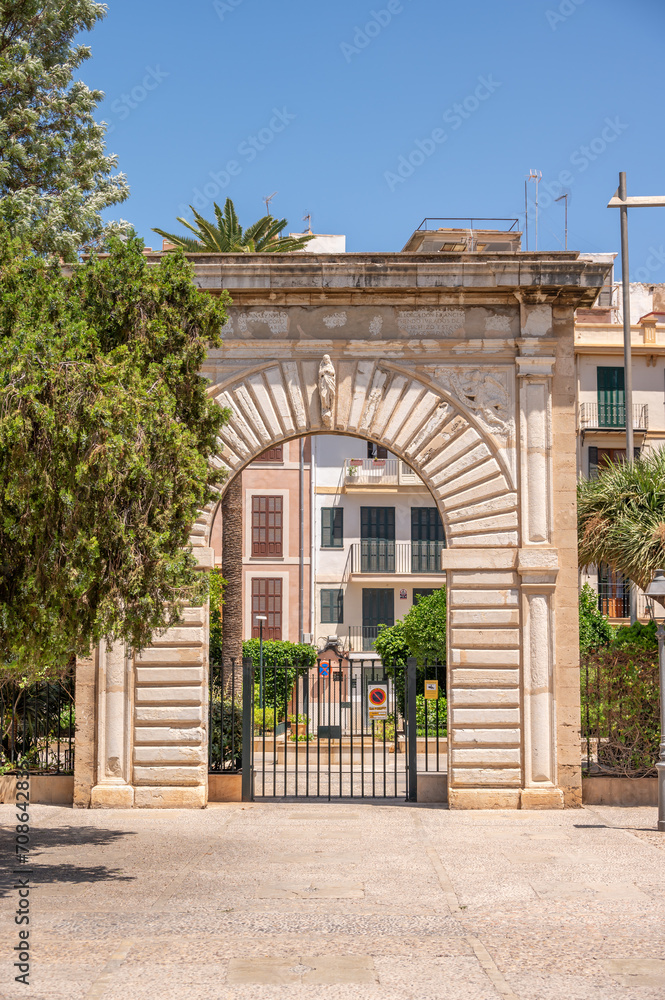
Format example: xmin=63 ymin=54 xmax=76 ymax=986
xmin=75 ymin=250 xmax=611 ymax=810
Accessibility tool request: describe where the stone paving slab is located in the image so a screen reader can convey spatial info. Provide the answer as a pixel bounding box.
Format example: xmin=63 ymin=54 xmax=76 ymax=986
xmin=0 ymin=801 xmax=664 ymax=999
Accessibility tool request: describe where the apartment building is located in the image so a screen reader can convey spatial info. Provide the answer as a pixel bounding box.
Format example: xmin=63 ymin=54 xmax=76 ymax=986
xmin=576 ymin=269 xmax=665 ymax=619
xmin=311 ymin=434 xmax=445 ymax=654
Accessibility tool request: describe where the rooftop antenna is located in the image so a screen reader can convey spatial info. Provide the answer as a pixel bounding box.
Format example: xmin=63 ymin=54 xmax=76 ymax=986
xmin=264 ymin=191 xmax=277 ymax=216
xmin=555 ymin=192 xmax=569 ymax=250
xmin=302 ymin=212 xmax=312 ymax=234
xmin=527 ymin=169 xmax=542 ymax=250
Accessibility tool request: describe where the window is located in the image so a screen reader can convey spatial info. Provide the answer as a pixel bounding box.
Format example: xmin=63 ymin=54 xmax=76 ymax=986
xmin=367 ymin=442 xmax=388 ymax=459
xmin=321 ymin=507 xmax=343 ymax=548
xmin=413 ymin=587 xmax=439 ymax=603
xmin=321 ymin=588 xmax=343 ymax=624
xmin=597 ymin=564 xmax=629 ymax=619
xmin=251 ymin=496 xmax=283 ymax=557
xmin=251 ymin=578 xmax=282 ymax=639
xmin=411 ymin=508 xmax=445 ymax=573
xmin=360 ymin=507 xmax=395 ymax=573
xmin=256 ymin=444 xmax=283 ymax=462
xmin=588 ymin=446 xmax=641 ymax=479
xmin=597 ymin=366 xmax=625 ymax=427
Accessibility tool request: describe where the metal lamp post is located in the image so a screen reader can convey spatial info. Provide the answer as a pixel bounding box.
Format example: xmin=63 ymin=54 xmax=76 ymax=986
xmin=645 ymin=569 xmax=665 ymax=832
xmin=608 ymin=177 xmax=665 ymax=623
xmin=255 ymin=614 xmax=267 ymax=707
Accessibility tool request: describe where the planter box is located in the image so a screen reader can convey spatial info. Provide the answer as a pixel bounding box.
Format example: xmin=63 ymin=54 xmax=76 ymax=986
xmin=0 ymin=774 xmax=74 ymax=805
xmin=582 ymin=776 xmax=658 ymax=807
xmin=208 ymin=773 xmax=242 ymax=802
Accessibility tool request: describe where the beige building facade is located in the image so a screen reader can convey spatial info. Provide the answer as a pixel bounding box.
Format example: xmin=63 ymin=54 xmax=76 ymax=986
xmin=575 ymin=271 xmax=665 ymax=619
xmin=75 ymin=241 xmax=611 ymax=811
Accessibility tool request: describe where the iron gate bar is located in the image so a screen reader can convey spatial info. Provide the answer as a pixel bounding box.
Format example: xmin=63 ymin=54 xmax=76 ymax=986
xmin=407 ymin=657 xmax=417 ymax=802
xmin=241 ymin=657 xmax=253 ymax=802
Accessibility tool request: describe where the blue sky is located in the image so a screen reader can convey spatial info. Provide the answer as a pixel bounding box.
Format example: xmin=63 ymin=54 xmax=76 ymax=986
xmin=87 ymin=0 xmax=665 ymax=278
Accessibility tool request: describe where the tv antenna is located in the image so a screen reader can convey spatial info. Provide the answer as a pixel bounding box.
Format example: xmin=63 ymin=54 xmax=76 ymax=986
xmin=264 ymin=191 xmax=277 ymax=216
xmin=526 ymin=169 xmax=542 ymax=250
xmin=302 ymin=212 xmax=312 ymax=234
xmin=555 ymin=192 xmax=569 ymax=250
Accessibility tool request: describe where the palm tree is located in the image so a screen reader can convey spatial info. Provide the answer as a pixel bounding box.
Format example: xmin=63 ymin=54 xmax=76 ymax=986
xmin=153 ymin=198 xmax=314 ymax=253
xmin=578 ymin=449 xmax=665 ymax=592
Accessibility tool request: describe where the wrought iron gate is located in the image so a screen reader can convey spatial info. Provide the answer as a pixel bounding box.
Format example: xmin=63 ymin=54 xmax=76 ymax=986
xmin=239 ymin=656 xmax=447 ymax=801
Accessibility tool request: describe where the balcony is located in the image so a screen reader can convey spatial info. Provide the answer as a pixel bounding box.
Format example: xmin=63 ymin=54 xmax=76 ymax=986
xmin=349 ymin=540 xmax=445 ymax=575
xmin=348 ymin=625 xmax=380 ymax=653
xmin=345 ymin=459 xmax=421 ymax=487
xmin=579 ymin=402 xmax=648 ymax=432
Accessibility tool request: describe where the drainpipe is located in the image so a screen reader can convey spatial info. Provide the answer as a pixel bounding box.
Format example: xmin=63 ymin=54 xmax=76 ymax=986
xmin=299 ymin=437 xmax=304 ymax=643
xmin=310 ymin=436 xmax=317 ymax=641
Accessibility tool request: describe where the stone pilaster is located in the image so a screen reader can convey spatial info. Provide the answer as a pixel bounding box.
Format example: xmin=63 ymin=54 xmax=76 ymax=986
xmin=73 ymin=652 xmax=98 ymax=808
xmin=90 ymin=642 xmax=135 ymax=808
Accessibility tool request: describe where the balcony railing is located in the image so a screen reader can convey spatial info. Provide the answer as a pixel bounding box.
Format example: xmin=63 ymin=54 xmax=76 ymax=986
xmin=579 ymin=402 xmax=648 ymax=431
xmin=345 ymin=459 xmax=420 ymax=486
xmin=348 ymin=625 xmax=380 ymax=652
xmin=350 ymin=540 xmax=445 ymax=574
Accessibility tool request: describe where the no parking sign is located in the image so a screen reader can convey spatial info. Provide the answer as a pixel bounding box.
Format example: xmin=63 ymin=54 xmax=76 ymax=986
xmin=367 ymin=683 xmax=388 ymax=720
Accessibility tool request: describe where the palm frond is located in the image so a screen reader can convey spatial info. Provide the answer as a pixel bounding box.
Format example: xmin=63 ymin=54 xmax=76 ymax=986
xmin=152 ymin=227 xmax=203 ymax=252
xmin=578 ymin=449 xmax=665 ymax=591
xmin=153 ymin=199 xmax=315 ymax=256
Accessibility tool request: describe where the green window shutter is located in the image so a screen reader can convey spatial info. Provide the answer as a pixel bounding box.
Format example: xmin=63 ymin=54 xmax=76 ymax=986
xmin=321 ymin=589 xmax=343 ymax=623
xmin=321 ymin=507 xmax=343 ymax=548
xmin=588 ymin=446 xmax=598 ymax=479
xmin=597 ymin=366 xmax=625 ymax=427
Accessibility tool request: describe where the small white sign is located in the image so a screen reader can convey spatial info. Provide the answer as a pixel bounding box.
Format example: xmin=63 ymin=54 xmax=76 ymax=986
xmin=367 ymin=683 xmax=388 ymax=720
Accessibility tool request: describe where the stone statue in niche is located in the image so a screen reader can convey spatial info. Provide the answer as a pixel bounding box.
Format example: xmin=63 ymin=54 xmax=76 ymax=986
xmin=318 ymin=354 xmax=336 ymax=427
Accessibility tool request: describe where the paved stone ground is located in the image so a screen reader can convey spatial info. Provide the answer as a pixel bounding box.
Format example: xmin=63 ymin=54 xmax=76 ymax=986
xmin=1 ymin=801 xmax=664 ymax=999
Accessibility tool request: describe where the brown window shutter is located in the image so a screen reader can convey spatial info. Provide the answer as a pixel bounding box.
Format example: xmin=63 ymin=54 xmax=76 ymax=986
xmin=252 ymin=495 xmax=283 ymax=557
xmin=257 ymin=444 xmax=283 ymax=462
xmin=251 ymin=578 xmax=282 ymax=639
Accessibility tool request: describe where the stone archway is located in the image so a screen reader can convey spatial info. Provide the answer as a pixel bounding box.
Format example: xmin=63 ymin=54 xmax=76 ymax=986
xmin=76 ymin=250 xmax=611 ymax=810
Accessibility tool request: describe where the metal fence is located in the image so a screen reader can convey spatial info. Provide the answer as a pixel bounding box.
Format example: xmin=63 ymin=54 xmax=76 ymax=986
xmin=240 ymin=656 xmax=447 ymax=801
xmin=208 ymin=660 xmax=242 ymax=773
xmin=0 ymin=675 xmax=75 ymax=773
xmin=350 ymin=540 xmax=445 ymax=575
xmin=581 ymin=652 xmax=659 ymax=778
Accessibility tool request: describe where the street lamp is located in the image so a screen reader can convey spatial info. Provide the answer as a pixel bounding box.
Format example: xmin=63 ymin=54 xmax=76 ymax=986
xmin=255 ymin=615 xmax=267 ymax=707
xmin=608 ymin=175 xmax=665 ymax=624
xmin=644 ymin=569 xmax=665 ymax=832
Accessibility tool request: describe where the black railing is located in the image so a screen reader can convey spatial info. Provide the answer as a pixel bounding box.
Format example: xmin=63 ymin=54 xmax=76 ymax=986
xmin=348 ymin=625 xmax=381 ymax=652
xmin=0 ymin=675 xmax=75 ymax=773
xmin=597 ymin=583 xmax=630 ymax=619
xmin=351 ymin=540 xmax=445 ymax=575
xmin=411 ymin=540 xmax=445 ymax=573
xmin=582 ymin=650 xmax=659 ymax=778
xmin=208 ymin=660 xmax=242 ymax=773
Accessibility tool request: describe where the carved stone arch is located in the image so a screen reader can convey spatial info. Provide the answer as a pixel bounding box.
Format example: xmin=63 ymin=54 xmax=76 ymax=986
xmin=192 ymin=360 xmax=519 ymax=551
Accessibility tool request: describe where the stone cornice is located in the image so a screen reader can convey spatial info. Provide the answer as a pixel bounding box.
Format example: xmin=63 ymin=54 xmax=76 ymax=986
xmin=138 ymin=251 xmax=612 ymax=308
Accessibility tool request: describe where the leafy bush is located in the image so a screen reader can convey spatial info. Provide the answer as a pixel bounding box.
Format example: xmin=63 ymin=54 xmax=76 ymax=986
xmin=582 ymin=622 xmax=659 ymax=776
xmin=243 ymin=639 xmax=316 ymax=710
xmin=374 ymin=589 xmax=446 ymax=713
xmin=208 ymin=696 xmax=242 ymax=771
xmin=208 ymin=570 xmax=226 ymax=663
xmin=579 ymin=583 xmax=614 ymax=658
xmin=416 ymin=694 xmax=447 ymax=737
xmin=374 ymin=589 xmax=446 ymax=668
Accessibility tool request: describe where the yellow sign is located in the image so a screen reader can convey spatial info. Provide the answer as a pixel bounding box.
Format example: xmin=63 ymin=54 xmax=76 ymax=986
xmin=424 ymin=680 xmax=438 ymax=700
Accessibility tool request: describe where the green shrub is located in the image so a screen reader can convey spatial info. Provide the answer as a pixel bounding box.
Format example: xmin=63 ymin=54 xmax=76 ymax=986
xmin=243 ymin=639 xmax=315 ymax=709
xmin=579 ymin=583 xmax=613 ymax=658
